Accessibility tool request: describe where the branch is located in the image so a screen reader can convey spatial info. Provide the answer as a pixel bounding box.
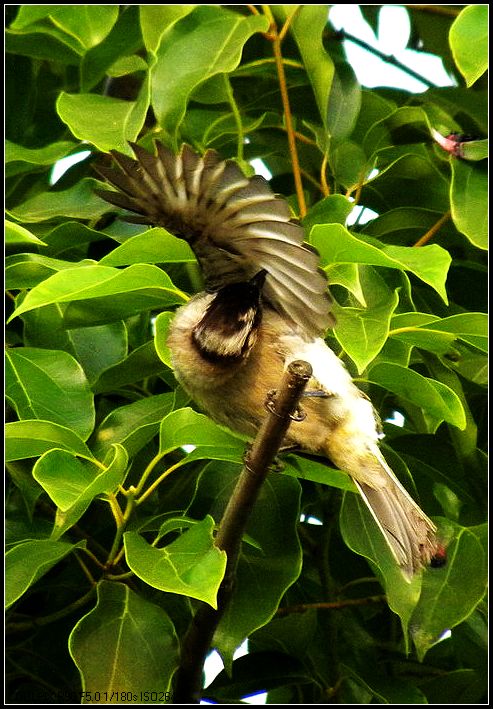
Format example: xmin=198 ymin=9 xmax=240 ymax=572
xmin=275 ymin=595 xmax=386 ymax=617
xmin=173 ymin=360 xmax=313 ymax=704
xmin=262 ymin=6 xmax=307 ymax=217
xmin=413 ymin=210 xmax=450 ymax=247
xmin=330 ymin=29 xmax=437 ymax=89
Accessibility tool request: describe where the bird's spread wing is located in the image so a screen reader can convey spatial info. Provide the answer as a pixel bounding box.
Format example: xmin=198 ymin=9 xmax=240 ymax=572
xmin=95 ymin=142 xmax=334 ymax=338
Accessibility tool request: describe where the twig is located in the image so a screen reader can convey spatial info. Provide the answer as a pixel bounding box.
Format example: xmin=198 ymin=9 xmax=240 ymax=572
xmin=173 ymin=360 xmax=313 ymax=704
xmin=413 ymin=210 xmax=450 ymax=247
xmin=262 ymin=6 xmax=307 ymax=217
xmin=276 ymin=595 xmax=386 ymax=617
xmin=331 ymin=28 xmax=437 ymax=89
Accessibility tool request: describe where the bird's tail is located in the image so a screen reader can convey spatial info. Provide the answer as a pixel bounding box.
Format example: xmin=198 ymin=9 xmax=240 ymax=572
xmin=352 ymin=451 xmax=437 ymax=580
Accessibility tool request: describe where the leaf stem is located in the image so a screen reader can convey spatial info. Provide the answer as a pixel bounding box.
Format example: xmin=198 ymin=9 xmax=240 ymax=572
xmin=223 ymin=75 xmax=245 ymax=161
xmin=106 ymin=489 xmax=136 ymax=567
xmin=136 ymin=458 xmax=186 ymax=506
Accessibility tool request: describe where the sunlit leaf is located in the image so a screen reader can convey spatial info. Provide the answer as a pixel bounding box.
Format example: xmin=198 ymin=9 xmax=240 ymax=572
xmin=124 ymin=516 xmax=227 ymax=608
xmin=6 ymin=347 xmax=95 ymax=440
xmin=449 ymin=5 xmax=488 ymax=87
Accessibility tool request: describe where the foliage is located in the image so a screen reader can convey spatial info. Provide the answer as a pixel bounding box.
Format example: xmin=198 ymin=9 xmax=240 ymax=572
xmin=5 ymin=4 xmax=487 ymax=704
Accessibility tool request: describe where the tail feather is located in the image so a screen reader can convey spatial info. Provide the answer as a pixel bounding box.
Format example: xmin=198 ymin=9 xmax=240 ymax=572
xmin=354 ymin=474 xmax=437 ymax=580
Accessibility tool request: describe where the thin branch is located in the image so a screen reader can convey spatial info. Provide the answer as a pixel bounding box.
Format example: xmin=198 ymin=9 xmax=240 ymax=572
xmin=413 ymin=210 xmax=450 ymax=247
xmin=173 ymin=360 xmax=313 ymax=704
xmin=276 ymin=595 xmax=387 ymax=617
xmin=320 ymin=153 xmax=330 ymax=197
xmin=331 ymin=29 xmax=437 ymax=89
xmin=6 ymin=588 xmax=96 ymax=634
xmin=262 ymin=6 xmax=307 ymax=217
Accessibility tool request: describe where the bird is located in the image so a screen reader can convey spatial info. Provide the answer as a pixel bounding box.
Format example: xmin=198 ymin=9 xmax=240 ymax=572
xmin=95 ymin=141 xmax=439 ymax=579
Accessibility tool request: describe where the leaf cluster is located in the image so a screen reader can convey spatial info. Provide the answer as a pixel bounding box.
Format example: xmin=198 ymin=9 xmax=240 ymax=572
xmin=5 ymin=5 xmax=487 ymax=704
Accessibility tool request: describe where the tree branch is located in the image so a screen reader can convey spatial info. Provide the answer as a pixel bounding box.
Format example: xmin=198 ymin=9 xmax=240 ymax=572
xmin=262 ymin=6 xmax=307 ymax=217
xmin=330 ymin=28 xmax=437 ymax=89
xmin=412 ymin=210 xmax=450 ymax=247
xmin=275 ymin=595 xmax=386 ymax=617
xmin=173 ymin=360 xmax=313 ymax=704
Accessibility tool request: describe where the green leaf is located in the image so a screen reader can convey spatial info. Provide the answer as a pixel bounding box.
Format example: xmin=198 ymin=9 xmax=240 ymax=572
xmin=450 ymin=159 xmax=487 ymax=250
xmin=340 ymin=490 xmax=424 ymax=648
xmin=368 ymin=362 xmax=467 ymax=430
xmin=449 ymin=5 xmax=488 ymax=87
xmin=6 ymin=347 xmax=95 ymax=440
xmin=8 ymin=178 xmax=108 ymax=223
xmin=341 ymin=663 xmax=428 ymax=704
xmin=41 ymin=221 xmax=109 ymax=257
xmin=460 ymin=138 xmax=488 ymax=162
xmin=311 ymin=224 xmax=451 ymax=302
xmin=418 ymin=313 xmax=487 ymax=352
xmin=389 ymin=312 xmax=458 ymax=357
xmin=5 ymin=140 xmax=77 ymax=177
xmin=92 ymin=392 xmax=176 ymax=458
xmin=6 ymin=538 xmax=86 ymax=609
xmin=5 ymin=420 xmax=93 ymax=462
xmin=20 ymin=305 xmax=128 ymax=384
xmin=326 ymin=61 xmax=361 ymax=144
xmin=139 ymin=5 xmax=197 ymax=54
xmin=57 ymin=91 xmax=150 ymax=153
xmin=276 ymin=6 xmax=334 ymax=135
xmin=154 ymin=310 xmax=175 ymax=369
xmin=80 ymin=6 xmax=143 ymax=92
xmin=6 ymin=254 xmax=92 ymax=289
xmin=420 ymin=668 xmax=485 ymax=705
xmin=329 ymin=140 xmax=369 ymax=190
xmin=282 ymin=453 xmax=355 ymax=492
xmin=64 ymin=322 xmax=127 ymax=384
xmin=12 ymin=6 xmax=119 ymax=51
xmin=5 ymin=220 xmax=47 ymax=246
xmin=5 ymin=27 xmax=82 ymax=65
xmin=159 ymin=407 xmax=245 ymax=456
xmin=33 ymin=445 xmax=128 ymax=539
xmin=411 ymin=522 xmax=487 ymax=660
xmin=124 ymin=516 xmax=227 ymax=608
xmin=150 ymin=6 xmax=268 ymax=140
xmin=92 ymin=340 xmax=166 ymax=394
xmin=69 ymin=581 xmax=179 ymax=695
xmin=5 ymin=138 xmax=77 ymax=166
xmin=99 ymin=228 xmax=195 ymax=266
xmin=303 ymin=194 xmax=354 ymax=234
xmin=332 ymin=290 xmax=399 ymax=373
xmin=8 ymin=264 xmax=187 ymax=326
xmin=8 ymin=8 xmax=86 ymax=56
xmin=360 ymin=207 xmax=446 ymax=244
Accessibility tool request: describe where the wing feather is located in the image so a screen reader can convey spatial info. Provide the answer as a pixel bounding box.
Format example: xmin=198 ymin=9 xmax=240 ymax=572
xmin=95 ymin=142 xmax=334 ymax=336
